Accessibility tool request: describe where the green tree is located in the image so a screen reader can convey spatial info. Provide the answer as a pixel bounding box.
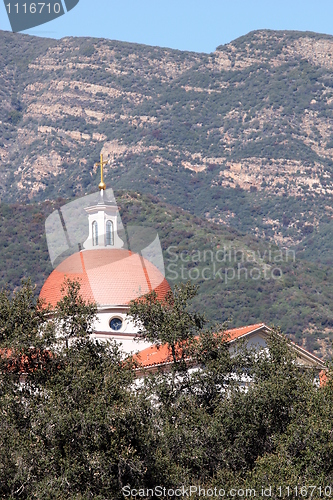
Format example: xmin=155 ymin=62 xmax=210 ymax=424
xmin=128 ymin=283 xmax=253 ymax=486
xmin=0 ymin=279 xmax=56 ymax=381
xmin=0 ymin=280 xmax=331 ymax=497
xmin=129 ymin=285 xmax=325 ymax=490
xmin=0 ymin=280 xmax=150 ymax=499
xmin=55 ymin=278 xmax=97 ymax=348
xmin=128 ymin=282 xmax=206 ymax=365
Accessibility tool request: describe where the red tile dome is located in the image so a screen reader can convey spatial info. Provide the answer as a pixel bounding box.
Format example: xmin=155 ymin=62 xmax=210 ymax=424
xmin=40 ymin=249 xmax=171 ymax=308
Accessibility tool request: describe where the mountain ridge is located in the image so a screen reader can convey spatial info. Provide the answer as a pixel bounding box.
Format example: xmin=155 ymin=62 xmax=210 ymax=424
xmin=0 ymin=28 xmax=332 ymax=256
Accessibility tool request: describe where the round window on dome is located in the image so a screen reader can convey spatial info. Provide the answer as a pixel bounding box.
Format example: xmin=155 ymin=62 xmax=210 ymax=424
xmin=109 ymin=317 xmax=123 ymax=331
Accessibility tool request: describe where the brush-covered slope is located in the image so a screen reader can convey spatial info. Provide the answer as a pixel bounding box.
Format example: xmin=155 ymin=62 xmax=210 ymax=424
xmin=0 ymin=30 xmax=333 ymax=257
xmin=1 ymin=193 xmax=332 ymax=358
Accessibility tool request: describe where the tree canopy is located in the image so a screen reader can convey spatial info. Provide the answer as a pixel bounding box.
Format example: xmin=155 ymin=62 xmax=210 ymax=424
xmin=0 ymin=280 xmax=332 ymax=499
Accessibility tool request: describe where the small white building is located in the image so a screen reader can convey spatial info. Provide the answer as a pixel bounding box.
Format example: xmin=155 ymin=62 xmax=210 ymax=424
xmin=133 ymin=323 xmax=326 ymax=374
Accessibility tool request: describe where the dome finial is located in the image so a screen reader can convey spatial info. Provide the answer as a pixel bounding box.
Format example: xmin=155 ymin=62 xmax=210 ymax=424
xmin=95 ymin=153 xmax=107 ymax=191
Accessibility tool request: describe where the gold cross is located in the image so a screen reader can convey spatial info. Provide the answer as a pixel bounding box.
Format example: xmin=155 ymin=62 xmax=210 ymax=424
xmin=95 ymin=153 xmax=108 ymax=190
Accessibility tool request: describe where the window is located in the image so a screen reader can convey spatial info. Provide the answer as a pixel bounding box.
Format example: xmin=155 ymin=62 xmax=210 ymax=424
xmin=92 ymin=221 xmax=98 ymax=246
xmin=106 ymin=220 xmax=114 ymax=246
xmin=109 ymin=317 xmax=123 ymax=331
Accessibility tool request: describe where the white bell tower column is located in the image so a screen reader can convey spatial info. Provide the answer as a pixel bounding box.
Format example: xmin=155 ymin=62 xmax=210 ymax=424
xmin=83 ymin=154 xmax=124 ymax=250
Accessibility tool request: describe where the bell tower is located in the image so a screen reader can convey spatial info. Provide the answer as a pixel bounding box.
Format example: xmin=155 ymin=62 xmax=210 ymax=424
xmin=83 ymin=154 xmax=124 ymax=250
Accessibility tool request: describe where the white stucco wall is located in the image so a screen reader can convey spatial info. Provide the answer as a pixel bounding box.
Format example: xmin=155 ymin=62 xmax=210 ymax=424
xmin=91 ymin=307 xmax=152 ymax=354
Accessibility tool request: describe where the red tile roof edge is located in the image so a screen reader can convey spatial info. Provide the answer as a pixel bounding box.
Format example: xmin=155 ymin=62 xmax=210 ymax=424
xmin=133 ymin=323 xmax=267 ymax=368
xmin=0 ymin=348 xmax=54 ymax=374
xmin=133 ymin=323 xmax=326 ymax=369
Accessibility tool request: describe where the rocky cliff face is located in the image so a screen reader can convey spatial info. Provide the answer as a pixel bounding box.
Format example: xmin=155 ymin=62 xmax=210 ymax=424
xmin=0 ymin=29 xmax=332 ymax=255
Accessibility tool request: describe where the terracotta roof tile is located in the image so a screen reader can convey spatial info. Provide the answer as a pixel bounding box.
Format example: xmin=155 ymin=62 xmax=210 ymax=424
xmin=40 ymin=249 xmax=170 ymax=308
xmin=0 ymin=348 xmax=54 ymax=373
xmin=134 ymin=324 xmax=267 ymax=368
xmin=224 ymin=323 xmax=266 ymax=341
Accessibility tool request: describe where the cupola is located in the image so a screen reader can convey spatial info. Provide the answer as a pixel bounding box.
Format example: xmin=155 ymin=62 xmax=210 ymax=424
xmin=83 ymin=154 xmax=124 ymax=250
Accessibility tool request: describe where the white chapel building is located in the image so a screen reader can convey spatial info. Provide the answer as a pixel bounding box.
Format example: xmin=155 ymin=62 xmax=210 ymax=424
xmin=40 ymin=161 xmax=170 ymax=354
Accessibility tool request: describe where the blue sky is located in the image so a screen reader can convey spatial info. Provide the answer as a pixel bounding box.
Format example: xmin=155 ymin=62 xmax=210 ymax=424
xmin=1 ymin=0 xmax=333 ymax=52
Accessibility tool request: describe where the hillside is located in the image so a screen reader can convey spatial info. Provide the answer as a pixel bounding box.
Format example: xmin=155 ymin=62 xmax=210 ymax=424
xmin=1 ymin=193 xmax=332 ymax=358
xmin=0 ymin=29 xmax=333 ymax=259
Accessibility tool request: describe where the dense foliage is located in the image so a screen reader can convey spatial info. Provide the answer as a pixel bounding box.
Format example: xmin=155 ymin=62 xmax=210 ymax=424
xmin=0 ymin=280 xmax=332 ymax=499
xmin=0 ymin=202 xmax=54 ymax=291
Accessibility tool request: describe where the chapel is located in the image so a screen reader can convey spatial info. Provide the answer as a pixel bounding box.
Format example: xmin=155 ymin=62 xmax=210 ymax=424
xmin=39 ymin=155 xmax=326 ymax=372
xmin=39 ymin=155 xmax=170 ymax=353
